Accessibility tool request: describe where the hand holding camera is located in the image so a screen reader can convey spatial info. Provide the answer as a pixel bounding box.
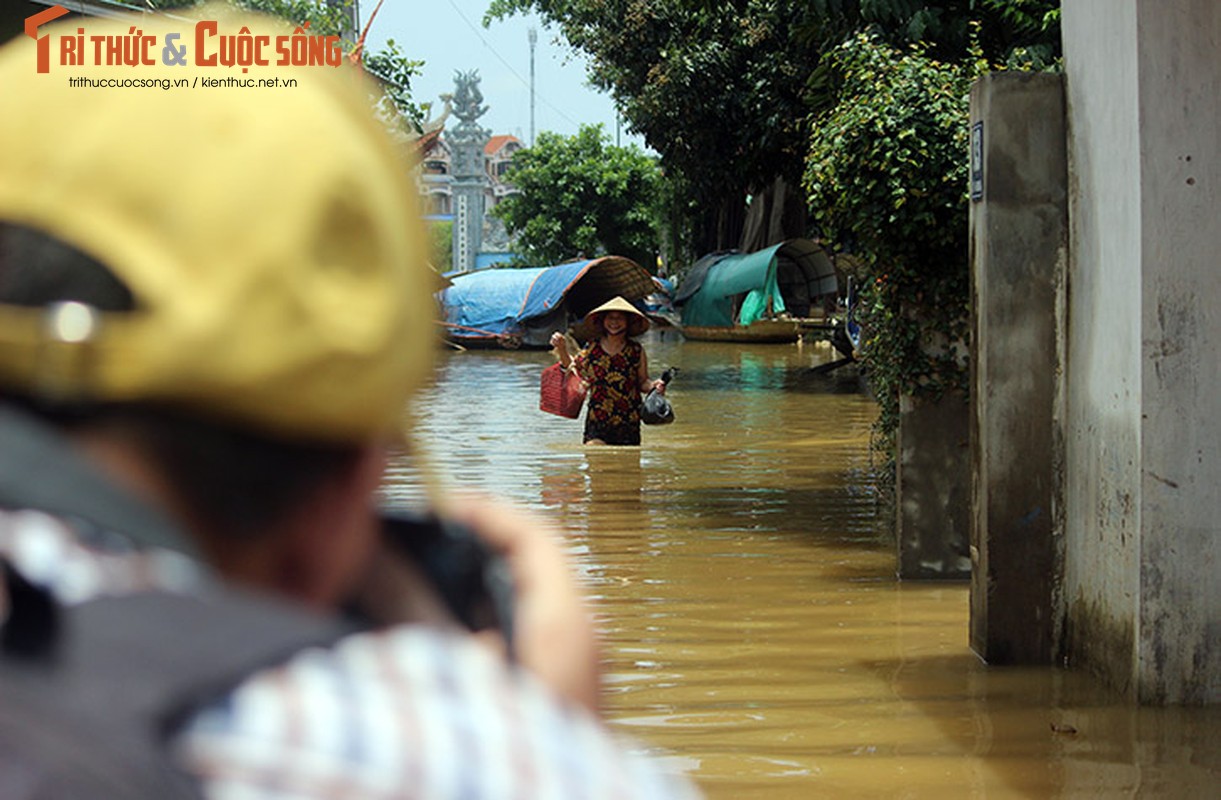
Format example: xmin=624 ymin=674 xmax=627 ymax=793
xmin=359 ymin=499 xmax=602 ymax=714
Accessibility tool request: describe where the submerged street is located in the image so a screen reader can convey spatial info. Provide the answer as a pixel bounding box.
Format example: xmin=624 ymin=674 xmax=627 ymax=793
xmin=384 ymin=334 xmax=1219 ymax=798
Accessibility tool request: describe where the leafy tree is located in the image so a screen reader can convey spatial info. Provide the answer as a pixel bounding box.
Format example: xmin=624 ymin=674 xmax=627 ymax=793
xmin=360 ymin=37 xmax=426 ymax=131
xmin=492 ymin=125 xmax=661 ymax=268
xmin=487 ymin=0 xmax=825 ymax=260
xmin=805 ymin=0 xmax=1060 ymax=65
xmin=486 ymin=1 xmax=1058 ymax=267
xmin=804 ymin=33 xmax=978 ymax=460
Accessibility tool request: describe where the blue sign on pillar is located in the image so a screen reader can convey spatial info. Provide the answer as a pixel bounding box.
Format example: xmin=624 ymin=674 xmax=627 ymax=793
xmin=970 ymin=120 xmax=984 ymax=202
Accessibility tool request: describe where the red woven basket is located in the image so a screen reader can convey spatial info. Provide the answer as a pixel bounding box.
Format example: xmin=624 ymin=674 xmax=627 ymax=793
xmin=539 ymin=363 xmax=586 ymax=418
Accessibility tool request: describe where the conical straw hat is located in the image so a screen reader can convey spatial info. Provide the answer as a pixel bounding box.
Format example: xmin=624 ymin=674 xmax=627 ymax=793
xmin=575 ymin=296 xmax=649 ymax=340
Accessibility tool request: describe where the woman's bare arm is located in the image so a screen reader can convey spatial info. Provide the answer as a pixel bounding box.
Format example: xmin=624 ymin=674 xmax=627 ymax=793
xmin=638 ymin=347 xmax=664 ymax=394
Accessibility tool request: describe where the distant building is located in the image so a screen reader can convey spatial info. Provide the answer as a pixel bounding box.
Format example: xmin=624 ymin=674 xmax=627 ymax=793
xmin=485 ymin=135 xmax=523 ymax=202
xmin=418 ymin=137 xmax=454 ymax=218
xmin=416 ymin=132 xmax=523 ymax=221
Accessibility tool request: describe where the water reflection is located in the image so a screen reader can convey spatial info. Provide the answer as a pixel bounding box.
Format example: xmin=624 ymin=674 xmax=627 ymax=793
xmin=385 ymin=334 xmax=1220 ymax=798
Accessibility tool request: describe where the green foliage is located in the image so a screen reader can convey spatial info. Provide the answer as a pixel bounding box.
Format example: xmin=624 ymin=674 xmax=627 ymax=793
xmin=487 ymin=0 xmax=825 ymax=256
xmin=981 ymin=0 xmax=1061 ymax=70
xmin=361 ymin=38 xmax=426 ymax=131
xmin=803 ymin=0 xmax=1062 ymax=66
xmin=130 ymin=0 xmax=351 ymax=31
xmin=804 ymin=34 xmax=976 ymax=460
xmin=492 ymin=125 xmax=661 ymax=269
xmin=230 ymin=0 xmax=350 ymax=30
xmin=484 ymin=1 xmax=1059 ymax=262
xmin=428 ymin=220 xmax=453 ymax=272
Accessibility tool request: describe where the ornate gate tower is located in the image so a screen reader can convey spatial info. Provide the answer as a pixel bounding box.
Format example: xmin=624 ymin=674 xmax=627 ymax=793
xmin=445 ymin=71 xmax=491 ymax=273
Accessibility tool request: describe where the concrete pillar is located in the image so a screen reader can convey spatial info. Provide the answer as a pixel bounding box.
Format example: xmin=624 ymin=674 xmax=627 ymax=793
xmin=967 ymin=72 xmax=1067 ymax=664
xmin=445 ymin=72 xmax=491 ymax=274
xmin=1062 ymin=0 xmax=1221 ymax=704
xmin=896 ymin=389 xmax=971 ymax=580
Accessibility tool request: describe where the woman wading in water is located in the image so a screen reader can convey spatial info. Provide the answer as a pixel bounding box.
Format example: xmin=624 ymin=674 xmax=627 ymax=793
xmin=550 ymin=296 xmax=666 ymax=446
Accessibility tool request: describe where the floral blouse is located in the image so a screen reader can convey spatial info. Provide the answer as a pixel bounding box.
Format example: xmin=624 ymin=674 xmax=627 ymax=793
xmin=572 ymin=339 xmax=643 ymax=440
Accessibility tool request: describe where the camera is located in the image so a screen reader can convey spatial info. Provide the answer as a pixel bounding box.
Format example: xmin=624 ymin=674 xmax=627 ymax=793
xmin=376 ymin=509 xmax=515 ymax=656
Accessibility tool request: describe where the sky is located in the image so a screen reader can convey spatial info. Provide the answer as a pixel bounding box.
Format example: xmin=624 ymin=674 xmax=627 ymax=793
xmin=363 ymin=0 xmax=645 ymax=148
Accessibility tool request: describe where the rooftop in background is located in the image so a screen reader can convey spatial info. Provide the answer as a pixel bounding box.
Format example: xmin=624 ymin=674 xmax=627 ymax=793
xmin=485 ymin=135 xmax=518 ymax=156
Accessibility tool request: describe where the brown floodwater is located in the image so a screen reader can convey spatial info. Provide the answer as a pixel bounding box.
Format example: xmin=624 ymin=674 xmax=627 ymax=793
xmin=383 ymin=333 xmax=1220 ymax=798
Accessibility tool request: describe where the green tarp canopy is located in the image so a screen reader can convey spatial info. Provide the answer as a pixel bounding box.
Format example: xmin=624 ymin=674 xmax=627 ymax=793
xmin=676 ymin=239 xmax=838 ymax=327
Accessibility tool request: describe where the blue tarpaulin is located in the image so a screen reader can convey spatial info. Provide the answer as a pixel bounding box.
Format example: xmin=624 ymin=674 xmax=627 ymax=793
xmin=440 ymin=256 xmax=656 ymax=347
xmin=517 ymin=261 xmax=596 ymax=321
xmin=440 ymin=267 xmax=547 ymax=342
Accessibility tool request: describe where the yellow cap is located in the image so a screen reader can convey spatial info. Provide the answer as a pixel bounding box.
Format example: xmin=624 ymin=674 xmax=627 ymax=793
xmin=0 ymin=6 xmax=436 ymax=443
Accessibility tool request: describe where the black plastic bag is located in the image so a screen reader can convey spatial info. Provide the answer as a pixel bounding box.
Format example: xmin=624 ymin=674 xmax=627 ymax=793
xmin=640 ymin=367 xmax=678 ymax=425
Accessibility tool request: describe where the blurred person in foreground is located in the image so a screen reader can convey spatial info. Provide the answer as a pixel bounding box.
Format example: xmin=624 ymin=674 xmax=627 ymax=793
xmin=0 ymin=7 xmax=699 ymax=799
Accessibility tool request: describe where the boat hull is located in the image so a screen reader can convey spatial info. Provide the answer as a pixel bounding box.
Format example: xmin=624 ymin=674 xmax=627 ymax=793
xmin=680 ymin=319 xmax=803 ymax=343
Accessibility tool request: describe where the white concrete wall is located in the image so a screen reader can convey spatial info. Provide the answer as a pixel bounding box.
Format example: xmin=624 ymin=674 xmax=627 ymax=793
xmin=1062 ymin=0 xmax=1144 ymax=696
xmin=1063 ymin=0 xmax=1221 ymax=703
xmin=1134 ymin=0 xmax=1221 ymax=704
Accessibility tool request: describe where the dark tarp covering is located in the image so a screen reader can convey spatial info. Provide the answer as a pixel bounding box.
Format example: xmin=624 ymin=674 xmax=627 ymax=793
xmin=672 ymin=251 xmax=736 ymax=307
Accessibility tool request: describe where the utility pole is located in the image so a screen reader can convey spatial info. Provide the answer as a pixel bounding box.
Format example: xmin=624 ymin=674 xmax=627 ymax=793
xmin=528 ymin=27 xmax=537 ymax=146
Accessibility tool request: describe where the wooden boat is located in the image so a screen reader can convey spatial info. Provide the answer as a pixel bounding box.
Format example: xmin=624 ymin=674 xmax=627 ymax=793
xmin=681 ymin=318 xmax=804 ymax=343
xmin=673 ymin=239 xmax=839 ymax=344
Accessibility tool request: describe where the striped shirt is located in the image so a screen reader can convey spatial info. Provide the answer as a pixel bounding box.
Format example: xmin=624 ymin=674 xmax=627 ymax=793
xmin=0 ymin=508 xmax=702 ymax=800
